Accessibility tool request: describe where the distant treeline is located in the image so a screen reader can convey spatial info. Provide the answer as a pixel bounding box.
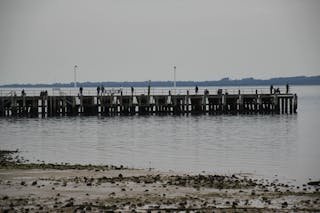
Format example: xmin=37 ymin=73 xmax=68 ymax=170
xmin=1 ymin=75 xmax=320 ymax=88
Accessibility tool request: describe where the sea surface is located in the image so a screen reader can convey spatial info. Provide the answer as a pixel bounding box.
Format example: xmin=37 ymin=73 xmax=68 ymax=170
xmin=0 ymin=85 xmax=319 ymax=183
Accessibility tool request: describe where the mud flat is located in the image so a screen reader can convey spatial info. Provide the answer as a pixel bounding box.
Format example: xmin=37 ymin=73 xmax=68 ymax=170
xmin=0 ymin=150 xmax=319 ymax=212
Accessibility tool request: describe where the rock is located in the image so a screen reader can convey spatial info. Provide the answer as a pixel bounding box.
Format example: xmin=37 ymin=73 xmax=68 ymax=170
xmin=64 ymin=202 xmax=74 ymax=207
xmin=282 ymin=202 xmax=288 ymax=208
xmin=232 ymin=201 xmax=238 ymax=208
xmin=307 ymin=181 xmax=320 ymax=186
xmin=244 ymin=199 xmax=249 ymax=205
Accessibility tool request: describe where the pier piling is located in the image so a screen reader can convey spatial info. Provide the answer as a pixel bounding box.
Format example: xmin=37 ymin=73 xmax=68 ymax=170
xmin=0 ymin=88 xmax=298 ymax=117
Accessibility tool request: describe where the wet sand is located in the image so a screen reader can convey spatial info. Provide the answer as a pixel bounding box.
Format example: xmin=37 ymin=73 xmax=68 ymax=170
xmin=1 ymin=151 xmax=319 ymax=212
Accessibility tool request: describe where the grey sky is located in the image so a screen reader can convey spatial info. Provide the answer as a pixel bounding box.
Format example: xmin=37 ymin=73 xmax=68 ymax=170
xmin=0 ymin=0 xmax=319 ymax=84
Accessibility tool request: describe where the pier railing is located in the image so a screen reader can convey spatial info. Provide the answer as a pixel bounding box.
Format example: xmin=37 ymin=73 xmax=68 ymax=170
xmin=0 ymin=86 xmax=288 ymax=97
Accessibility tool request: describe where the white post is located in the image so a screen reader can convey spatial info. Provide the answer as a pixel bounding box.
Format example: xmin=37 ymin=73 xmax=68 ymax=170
xmin=74 ymin=65 xmax=78 ymax=89
xmin=173 ymin=66 xmax=176 ymax=95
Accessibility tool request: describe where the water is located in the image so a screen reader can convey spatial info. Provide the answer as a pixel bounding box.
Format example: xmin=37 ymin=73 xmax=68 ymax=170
xmin=0 ymin=85 xmax=319 ymax=183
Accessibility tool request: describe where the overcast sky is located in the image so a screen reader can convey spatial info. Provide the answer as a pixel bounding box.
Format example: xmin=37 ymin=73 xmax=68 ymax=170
xmin=0 ymin=0 xmax=319 ymax=84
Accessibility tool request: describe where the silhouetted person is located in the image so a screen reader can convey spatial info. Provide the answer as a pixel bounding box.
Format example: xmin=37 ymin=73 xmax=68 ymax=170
xmin=270 ymin=85 xmax=273 ymax=94
xmin=204 ymin=89 xmax=209 ymax=95
xmin=21 ymin=89 xmax=26 ymax=96
xmin=101 ymin=85 xmax=105 ymax=95
xmin=97 ymin=86 xmax=100 ymax=95
xmin=195 ymin=85 xmax=198 ymax=94
xmin=131 ymin=86 xmax=134 ymax=95
xmin=286 ymin=84 xmax=289 ymax=94
xmin=79 ymin=87 xmax=83 ymax=96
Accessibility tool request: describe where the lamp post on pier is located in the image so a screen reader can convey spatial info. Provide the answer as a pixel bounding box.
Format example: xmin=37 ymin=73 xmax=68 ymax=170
xmin=173 ymin=66 xmax=176 ymax=95
xmin=74 ymin=65 xmax=78 ymax=89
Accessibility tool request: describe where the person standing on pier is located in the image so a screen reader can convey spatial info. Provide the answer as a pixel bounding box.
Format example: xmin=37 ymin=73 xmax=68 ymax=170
xmin=97 ymin=86 xmax=100 ymax=96
xmin=204 ymin=89 xmax=209 ymax=95
xmin=79 ymin=87 xmax=83 ymax=96
xmin=286 ymin=84 xmax=290 ymax=94
xmin=270 ymin=85 xmax=274 ymax=94
xmin=21 ymin=89 xmax=26 ymax=97
xmin=131 ymin=87 xmax=134 ymax=96
xmin=101 ymin=85 xmax=105 ymax=95
xmin=195 ymin=85 xmax=199 ymax=94
xmin=148 ymin=84 xmax=151 ymax=96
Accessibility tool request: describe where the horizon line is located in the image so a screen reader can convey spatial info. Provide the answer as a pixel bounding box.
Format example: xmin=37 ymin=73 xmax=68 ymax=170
xmin=1 ymin=74 xmax=319 ymax=86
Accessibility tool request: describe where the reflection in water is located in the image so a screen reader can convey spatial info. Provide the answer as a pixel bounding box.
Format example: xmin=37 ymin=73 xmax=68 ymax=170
xmin=0 ymin=86 xmax=319 ymax=183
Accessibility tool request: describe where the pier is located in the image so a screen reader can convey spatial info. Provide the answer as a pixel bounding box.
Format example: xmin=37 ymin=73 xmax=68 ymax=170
xmin=0 ymin=87 xmax=297 ymax=117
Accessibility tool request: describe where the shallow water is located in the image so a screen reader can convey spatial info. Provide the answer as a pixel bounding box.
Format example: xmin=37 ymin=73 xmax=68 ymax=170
xmin=0 ymin=85 xmax=319 ymax=183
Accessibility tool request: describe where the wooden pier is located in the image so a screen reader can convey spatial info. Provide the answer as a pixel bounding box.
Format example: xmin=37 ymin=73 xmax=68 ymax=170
xmin=0 ymin=88 xmax=297 ymax=117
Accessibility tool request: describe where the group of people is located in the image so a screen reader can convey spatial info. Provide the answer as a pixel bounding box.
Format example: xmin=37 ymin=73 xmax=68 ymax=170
xmin=40 ymin=90 xmax=48 ymax=97
xmin=79 ymin=86 xmax=104 ymax=96
xmin=270 ymin=84 xmax=290 ymax=94
xmin=195 ymin=86 xmax=209 ymax=95
xmin=96 ymin=85 xmax=105 ymax=95
xmin=79 ymin=85 xmax=125 ymax=96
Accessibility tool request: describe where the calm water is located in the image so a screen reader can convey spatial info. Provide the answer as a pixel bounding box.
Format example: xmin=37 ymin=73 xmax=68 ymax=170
xmin=0 ymin=86 xmax=319 ymax=183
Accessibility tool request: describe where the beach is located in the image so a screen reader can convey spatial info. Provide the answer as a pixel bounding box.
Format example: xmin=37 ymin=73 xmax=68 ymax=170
xmin=1 ymin=151 xmax=319 ymax=212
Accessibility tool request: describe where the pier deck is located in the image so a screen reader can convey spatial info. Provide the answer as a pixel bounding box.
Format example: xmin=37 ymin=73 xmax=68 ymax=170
xmin=0 ymin=87 xmax=297 ymax=117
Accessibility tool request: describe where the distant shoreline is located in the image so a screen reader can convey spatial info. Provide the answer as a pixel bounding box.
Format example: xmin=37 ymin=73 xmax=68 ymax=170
xmin=1 ymin=75 xmax=320 ymax=88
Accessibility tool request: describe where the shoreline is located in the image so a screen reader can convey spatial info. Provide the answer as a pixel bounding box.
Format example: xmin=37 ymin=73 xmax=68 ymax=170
xmin=1 ymin=150 xmax=319 ymax=212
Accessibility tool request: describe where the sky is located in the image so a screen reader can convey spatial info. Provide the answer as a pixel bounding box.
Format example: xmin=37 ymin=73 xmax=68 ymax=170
xmin=0 ymin=0 xmax=320 ymax=84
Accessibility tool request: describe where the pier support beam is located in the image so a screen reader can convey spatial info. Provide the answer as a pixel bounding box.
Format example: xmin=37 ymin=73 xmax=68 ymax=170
xmin=284 ymin=98 xmax=288 ymax=114
xmin=0 ymin=91 xmax=298 ymax=117
xmin=294 ymin=94 xmax=298 ymax=113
